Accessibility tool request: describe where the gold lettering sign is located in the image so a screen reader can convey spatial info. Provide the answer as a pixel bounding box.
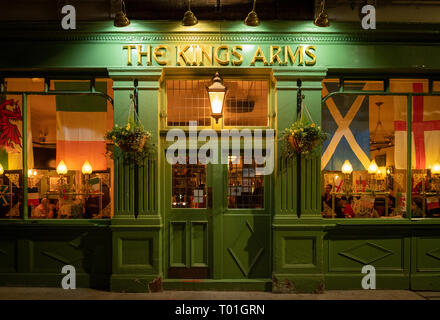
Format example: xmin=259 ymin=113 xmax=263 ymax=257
xmin=124 ymin=44 xmax=317 ymax=66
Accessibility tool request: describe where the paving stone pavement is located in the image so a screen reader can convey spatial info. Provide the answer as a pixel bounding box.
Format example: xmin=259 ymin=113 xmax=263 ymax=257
xmin=0 ymin=287 xmax=435 ymax=300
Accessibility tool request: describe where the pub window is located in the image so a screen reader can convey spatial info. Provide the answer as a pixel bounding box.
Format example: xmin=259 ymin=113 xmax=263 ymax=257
xmin=0 ymin=79 xmax=28 ymax=219
xmin=321 ymin=79 xmax=406 ymax=218
xmin=1 ymin=78 xmax=114 ymax=219
xmin=172 ymin=156 xmax=207 ymax=209
xmin=228 ymin=153 xmax=265 ymax=209
xmin=166 ymin=79 xmax=268 ymax=127
xmin=321 ymin=78 xmax=440 ymax=219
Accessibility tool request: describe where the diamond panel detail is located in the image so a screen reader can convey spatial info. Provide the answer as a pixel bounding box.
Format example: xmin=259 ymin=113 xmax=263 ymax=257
xmin=427 ymin=248 xmax=440 ymax=260
xmin=338 ymin=242 xmax=393 ymax=265
xmin=227 ymin=220 xmax=264 ymax=277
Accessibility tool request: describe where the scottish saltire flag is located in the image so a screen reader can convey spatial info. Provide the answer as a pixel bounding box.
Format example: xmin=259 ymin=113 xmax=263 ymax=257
xmin=393 ymin=81 xmax=440 ymax=170
xmin=321 ymin=81 xmax=371 ymax=171
xmin=55 ymin=81 xmax=108 ymax=171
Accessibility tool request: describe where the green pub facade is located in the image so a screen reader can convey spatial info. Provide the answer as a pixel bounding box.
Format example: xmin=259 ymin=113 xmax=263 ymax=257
xmin=0 ymin=20 xmax=440 ymax=292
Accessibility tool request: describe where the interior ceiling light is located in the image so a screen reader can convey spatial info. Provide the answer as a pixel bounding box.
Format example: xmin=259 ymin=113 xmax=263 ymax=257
xmin=114 ymin=0 xmax=130 ymax=27
xmin=370 ymin=101 xmax=394 ymax=152
xmin=314 ymin=0 xmax=330 ymax=27
xmin=182 ymin=0 xmax=198 ymax=26
xmin=244 ymin=0 xmax=260 ymax=27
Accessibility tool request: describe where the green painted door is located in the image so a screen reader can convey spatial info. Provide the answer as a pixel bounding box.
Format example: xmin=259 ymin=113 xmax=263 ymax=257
xmin=163 ymin=146 xmax=272 ymax=280
xmin=164 ymin=151 xmax=213 ymax=279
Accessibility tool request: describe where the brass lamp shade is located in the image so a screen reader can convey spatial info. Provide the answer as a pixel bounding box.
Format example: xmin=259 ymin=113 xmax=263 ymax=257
xmin=314 ymin=0 xmax=330 ymax=27
xmin=114 ymin=0 xmax=130 ymax=27
xmin=314 ymin=11 xmax=330 ymax=27
xmin=244 ymin=0 xmax=260 ymax=26
xmin=182 ymin=10 xmax=198 ymax=26
xmin=244 ymin=10 xmax=260 ymax=27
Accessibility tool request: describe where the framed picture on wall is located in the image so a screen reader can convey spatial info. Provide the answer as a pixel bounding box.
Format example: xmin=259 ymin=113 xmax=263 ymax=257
xmin=49 ymin=176 xmax=68 ymax=191
xmin=375 ymin=154 xmax=386 ymax=167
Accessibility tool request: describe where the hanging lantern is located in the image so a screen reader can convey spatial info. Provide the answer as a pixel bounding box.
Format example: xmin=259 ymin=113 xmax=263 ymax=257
xmin=206 ymin=72 xmax=228 ymax=124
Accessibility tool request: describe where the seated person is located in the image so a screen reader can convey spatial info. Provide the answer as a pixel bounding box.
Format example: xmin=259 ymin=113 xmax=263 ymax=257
xmin=70 ymin=196 xmax=85 ymax=219
xmin=343 ymin=196 xmax=355 ymax=218
xmin=411 ymin=199 xmax=424 ymax=218
xmin=32 ymin=198 xmax=48 ymax=218
xmin=334 ymin=197 xmax=345 ymax=218
xmin=47 ymin=199 xmax=59 ymax=219
xmin=321 ymin=184 xmax=333 ymax=213
xmin=58 ymin=198 xmax=72 ymax=219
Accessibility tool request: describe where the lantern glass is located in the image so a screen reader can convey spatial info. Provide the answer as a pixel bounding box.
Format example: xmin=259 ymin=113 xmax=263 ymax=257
xmin=82 ymin=160 xmax=93 ymax=175
xmin=208 ymin=91 xmax=225 ymax=115
xmin=341 ymin=160 xmax=353 ymax=175
xmin=432 ymin=162 xmax=440 ymax=174
xmin=56 ymin=160 xmax=68 ymax=175
xmin=207 ymin=72 xmax=227 ymax=122
xmin=368 ymin=160 xmax=378 ymax=174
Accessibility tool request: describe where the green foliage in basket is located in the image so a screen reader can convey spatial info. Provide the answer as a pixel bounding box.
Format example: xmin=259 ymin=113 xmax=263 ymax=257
xmin=105 ymin=118 xmax=154 ymax=165
xmin=280 ymin=114 xmax=328 ymax=157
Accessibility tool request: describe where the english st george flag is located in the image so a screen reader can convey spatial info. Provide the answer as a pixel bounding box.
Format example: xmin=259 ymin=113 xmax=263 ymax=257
xmin=393 ymin=81 xmax=440 ymax=170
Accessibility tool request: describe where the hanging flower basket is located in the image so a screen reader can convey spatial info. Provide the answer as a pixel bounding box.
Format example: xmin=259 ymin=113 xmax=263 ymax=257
xmin=105 ymin=96 xmax=154 ymax=165
xmin=281 ymin=103 xmax=328 ymax=157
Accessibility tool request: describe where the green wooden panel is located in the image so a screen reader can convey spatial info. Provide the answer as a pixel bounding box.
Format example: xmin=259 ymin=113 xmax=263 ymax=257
xmin=222 ymin=215 xmax=271 ymax=279
xmin=170 ymin=221 xmax=187 ymax=267
xmin=191 ymin=221 xmax=208 ymax=267
xmin=32 ymin=238 xmax=87 ymax=273
xmin=121 ymin=239 xmax=152 ymax=266
xmin=273 ymin=230 xmax=323 ymax=275
xmin=284 ymin=237 xmax=315 ymax=267
xmin=414 ymin=236 xmax=440 ymax=272
xmin=328 ymin=238 xmax=406 ymax=272
xmin=113 ymin=229 xmax=158 ymax=274
xmin=277 ymin=157 xmax=297 ymax=213
xmin=0 ymin=240 xmax=16 ymax=273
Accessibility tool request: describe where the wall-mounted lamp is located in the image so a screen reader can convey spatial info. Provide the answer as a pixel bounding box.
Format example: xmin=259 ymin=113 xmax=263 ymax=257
xmin=341 ymin=160 xmax=353 ymax=175
xmin=368 ymin=160 xmax=378 ymax=174
xmin=314 ymin=0 xmax=330 ymax=27
xmin=182 ymin=0 xmax=198 ymax=26
xmin=82 ymin=161 xmax=93 ymax=175
xmin=56 ymin=160 xmax=68 ymax=175
xmin=432 ymin=162 xmax=440 ymax=175
xmin=114 ymin=0 xmax=130 ymax=27
xmin=0 ymin=163 xmax=4 ymax=176
xmin=244 ymin=0 xmax=260 ymax=27
xmin=207 ymin=72 xmax=228 ymax=124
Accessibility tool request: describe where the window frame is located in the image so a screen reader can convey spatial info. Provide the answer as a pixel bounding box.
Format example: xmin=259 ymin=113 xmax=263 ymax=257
xmin=0 ymin=76 xmax=114 ymax=221
xmin=321 ymin=75 xmax=440 ymax=221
